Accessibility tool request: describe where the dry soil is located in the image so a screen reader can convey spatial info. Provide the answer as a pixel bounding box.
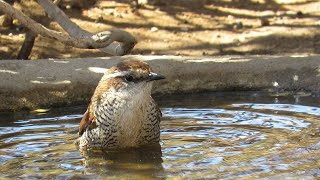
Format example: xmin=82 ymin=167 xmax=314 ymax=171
xmin=1 ymin=0 xmax=320 ymax=59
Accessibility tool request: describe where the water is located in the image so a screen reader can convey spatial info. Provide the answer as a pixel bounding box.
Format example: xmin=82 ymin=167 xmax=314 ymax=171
xmin=0 ymin=92 xmax=319 ymax=179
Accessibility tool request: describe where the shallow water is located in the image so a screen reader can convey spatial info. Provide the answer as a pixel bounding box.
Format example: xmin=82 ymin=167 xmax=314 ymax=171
xmin=0 ymin=92 xmax=320 ymax=179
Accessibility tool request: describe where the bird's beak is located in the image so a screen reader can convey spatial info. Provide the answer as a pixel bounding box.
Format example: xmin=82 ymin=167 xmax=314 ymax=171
xmin=148 ymin=72 xmax=165 ymax=81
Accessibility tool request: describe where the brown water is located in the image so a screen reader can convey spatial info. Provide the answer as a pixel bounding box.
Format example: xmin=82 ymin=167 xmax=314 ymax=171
xmin=0 ymin=92 xmax=319 ymax=179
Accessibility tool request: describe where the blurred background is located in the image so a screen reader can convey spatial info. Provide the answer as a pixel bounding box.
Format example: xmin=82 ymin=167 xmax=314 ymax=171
xmin=0 ymin=0 xmax=319 ymax=59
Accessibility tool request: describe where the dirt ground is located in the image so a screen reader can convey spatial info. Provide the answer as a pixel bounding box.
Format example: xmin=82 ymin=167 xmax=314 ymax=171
xmin=0 ymin=0 xmax=320 ymax=60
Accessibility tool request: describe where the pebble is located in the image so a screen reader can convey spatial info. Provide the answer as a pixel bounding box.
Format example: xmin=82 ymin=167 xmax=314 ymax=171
xmin=233 ymin=21 xmax=243 ymax=30
xmin=16 ymin=26 xmax=24 ymax=31
xmin=296 ymin=11 xmax=303 ymax=18
xmin=260 ymin=18 xmax=270 ymax=26
xmin=137 ymin=0 xmax=148 ymax=5
xmin=180 ymin=27 xmax=189 ymax=32
xmin=227 ymin=15 xmax=234 ymax=20
xmin=95 ymin=16 xmax=103 ymax=23
xmin=150 ymin=27 xmax=158 ymax=32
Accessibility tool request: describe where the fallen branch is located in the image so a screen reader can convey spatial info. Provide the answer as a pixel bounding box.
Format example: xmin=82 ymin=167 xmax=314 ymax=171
xmin=17 ymin=0 xmax=61 ymax=60
xmin=0 ymin=0 xmax=137 ymax=56
xmin=17 ymin=30 xmax=36 ymax=60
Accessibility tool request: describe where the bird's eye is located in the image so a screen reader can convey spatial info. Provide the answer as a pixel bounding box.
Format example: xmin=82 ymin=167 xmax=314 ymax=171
xmin=125 ymin=75 xmax=134 ymax=82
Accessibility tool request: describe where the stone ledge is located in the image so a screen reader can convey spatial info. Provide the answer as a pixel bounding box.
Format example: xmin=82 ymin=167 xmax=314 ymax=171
xmin=0 ymin=55 xmax=319 ymax=111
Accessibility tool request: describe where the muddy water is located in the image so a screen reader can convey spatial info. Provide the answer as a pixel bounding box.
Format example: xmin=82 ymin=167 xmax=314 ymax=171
xmin=0 ymin=92 xmax=319 ymax=179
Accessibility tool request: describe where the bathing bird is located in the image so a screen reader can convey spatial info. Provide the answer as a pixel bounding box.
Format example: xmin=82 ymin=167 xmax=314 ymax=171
xmin=75 ymin=60 xmax=165 ymax=149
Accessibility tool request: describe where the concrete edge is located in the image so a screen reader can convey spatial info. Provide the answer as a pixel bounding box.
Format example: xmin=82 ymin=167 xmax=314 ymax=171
xmin=0 ymin=55 xmax=319 ymax=111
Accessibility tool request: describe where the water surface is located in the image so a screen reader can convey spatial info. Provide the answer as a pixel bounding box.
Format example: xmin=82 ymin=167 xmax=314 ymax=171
xmin=0 ymin=92 xmax=319 ymax=179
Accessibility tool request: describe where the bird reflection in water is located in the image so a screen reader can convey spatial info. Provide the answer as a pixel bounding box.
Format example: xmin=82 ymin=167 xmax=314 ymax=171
xmin=77 ymin=144 xmax=164 ymax=178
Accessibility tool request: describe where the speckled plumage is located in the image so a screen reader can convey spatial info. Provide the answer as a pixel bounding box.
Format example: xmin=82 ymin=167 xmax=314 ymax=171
xmin=75 ymin=60 xmax=164 ymax=149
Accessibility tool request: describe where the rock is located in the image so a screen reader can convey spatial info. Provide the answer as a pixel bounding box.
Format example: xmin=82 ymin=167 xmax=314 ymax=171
xmin=296 ymin=11 xmax=304 ymax=18
xmin=260 ymin=18 xmax=270 ymax=26
xmin=1 ymin=55 xmax=320 ymax=111
xmin=233 ymin=21 xmax=243 ymax=30
xmin=180 ymin=27 xmax=189 ymax=32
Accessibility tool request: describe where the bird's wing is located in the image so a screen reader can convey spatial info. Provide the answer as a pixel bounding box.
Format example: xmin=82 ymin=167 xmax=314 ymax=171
xmin=153 ymin=98 xmax=162 ymax=119
xmin=157 ymin=105 xmax=162 ymax=118
xmin=150 ymin=99 xmax=162 ymax=122
xmin=79 ymin=108 xmax=97 ymax=136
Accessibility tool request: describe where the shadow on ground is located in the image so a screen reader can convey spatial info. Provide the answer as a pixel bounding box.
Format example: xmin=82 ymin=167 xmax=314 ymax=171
xmin=0 ymin=0 xmax=319 ymax=59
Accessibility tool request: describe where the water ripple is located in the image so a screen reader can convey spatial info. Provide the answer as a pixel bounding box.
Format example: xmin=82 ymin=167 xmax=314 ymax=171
xmin=0 ymin=93 xmax=319 ymax=179
xmin=163 ymin=107 xmax=310 ymax=131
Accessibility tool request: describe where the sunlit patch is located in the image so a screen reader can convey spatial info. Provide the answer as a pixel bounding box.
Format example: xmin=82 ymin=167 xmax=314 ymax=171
xmin=186 ymin=57 xmax=251 ymax=63
xmin=88 ymin=67 xmax=108 ymax=73
xmin=49 ymin=60 xmax=70 ymax=63
xmin=30 ymin=80 xmax=71 ymax=84
xmin=290 ymin=54 xmax=309 ymax=58
xmin=274 ymin=0 xmax=310 ymax=4
xmin=0 ymin=70 xmax=19 ymax=74
xmin=30 ymin=80 xmax=43 ymax=84
xmin=273 ymin=81 xmax=279 ymax=87
xmin=52 ymin=80 xmax=71 ymax=85
xmin=32 ymin=109 xmax=50 ymax=113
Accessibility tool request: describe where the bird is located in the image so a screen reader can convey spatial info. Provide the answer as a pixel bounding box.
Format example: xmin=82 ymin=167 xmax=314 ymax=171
xmin=75 ymin=59 xmax=165 ymax=149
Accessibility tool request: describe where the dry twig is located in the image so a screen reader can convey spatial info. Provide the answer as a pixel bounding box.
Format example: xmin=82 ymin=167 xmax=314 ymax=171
xmin=0 ymin=0 xmax=137 ymax=56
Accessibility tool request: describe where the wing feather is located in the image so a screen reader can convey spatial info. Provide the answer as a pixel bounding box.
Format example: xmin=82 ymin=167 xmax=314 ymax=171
xmin=79 ymin=108 xmax=96 ymax=136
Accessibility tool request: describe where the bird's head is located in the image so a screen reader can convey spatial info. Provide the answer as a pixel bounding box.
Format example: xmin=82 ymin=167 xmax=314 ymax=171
xmin=97 ymin=60 xmax=165 ymax=95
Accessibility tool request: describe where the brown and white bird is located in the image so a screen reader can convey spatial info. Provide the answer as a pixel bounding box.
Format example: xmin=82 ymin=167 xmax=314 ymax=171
xmin=75 ymin=60 xmax=165 ymax=149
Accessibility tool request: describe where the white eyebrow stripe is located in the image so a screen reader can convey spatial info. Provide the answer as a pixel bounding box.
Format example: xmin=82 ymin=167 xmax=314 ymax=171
xmin=101 ymin=71 xmax=128 ymax=80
